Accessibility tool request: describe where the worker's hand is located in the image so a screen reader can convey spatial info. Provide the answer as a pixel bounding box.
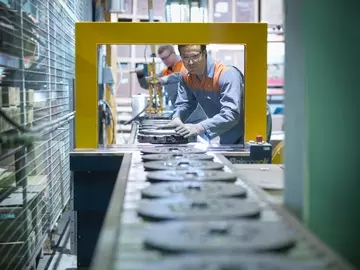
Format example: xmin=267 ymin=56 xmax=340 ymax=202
xmin=135 ymin=66 xmax=146 ymax=78
xmin=158 ymin=77 xmax=166 ymax=85
xmin=175 ymin=123 xmax=205 ymax=138
xmin=149 ymin=77 xmax=165 ymax=87
xmin=165 ymin=117 xmax=183 ymax=129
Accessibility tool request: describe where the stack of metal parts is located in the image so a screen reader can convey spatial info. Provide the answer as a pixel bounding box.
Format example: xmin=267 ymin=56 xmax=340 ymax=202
xmin=137 ymin=119 xmax=196 ymax=144
xmin=141 ymin=114 xmax=172 ymax=120
xmin=109 ymin=146 xmax=350 ymax=270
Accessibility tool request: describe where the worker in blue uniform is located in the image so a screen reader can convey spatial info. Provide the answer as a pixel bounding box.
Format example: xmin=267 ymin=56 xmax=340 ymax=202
xmin=135 ymin=44 xmax=207 ymax=123
xmin=169 ymin=44 xmax=272 ymax=144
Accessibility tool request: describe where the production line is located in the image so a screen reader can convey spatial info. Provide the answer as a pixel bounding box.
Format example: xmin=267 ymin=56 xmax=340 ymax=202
xmin=70 ymin=115 xmax=354 ymax=270
xmin=71 ymin=23 xmax=355 ymax=270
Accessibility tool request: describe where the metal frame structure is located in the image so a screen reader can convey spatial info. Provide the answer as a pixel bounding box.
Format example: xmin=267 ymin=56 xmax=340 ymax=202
xmin=75 ymin=22 xmax=268 ymax=149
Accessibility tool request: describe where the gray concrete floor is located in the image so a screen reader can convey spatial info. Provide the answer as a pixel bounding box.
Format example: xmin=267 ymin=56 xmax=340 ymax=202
xmin=37 ymin=212 xmax=77 ymax=270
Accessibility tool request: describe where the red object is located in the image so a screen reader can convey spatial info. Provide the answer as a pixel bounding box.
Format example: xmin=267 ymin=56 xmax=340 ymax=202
xmin=256 ymin=135 xmax=263 ymax=143
xmin=267 ymin=78 xmax=284 ymax=87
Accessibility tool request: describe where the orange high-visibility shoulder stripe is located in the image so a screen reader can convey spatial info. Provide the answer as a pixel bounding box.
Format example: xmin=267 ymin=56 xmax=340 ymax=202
xmin=161 ymin=60 xmax=184 ymax=76
xmin=182 ymin=61 xmax=229 ymax=91
xmin=212 ymin=61 xmax=229 ymax=91
xmin=179 ymin=64 xmax=187 ymax=74
xmin=181 ymin=73 xmax=192 ymax=88
xmin=173 ymin=60 xmax=184 ymax=72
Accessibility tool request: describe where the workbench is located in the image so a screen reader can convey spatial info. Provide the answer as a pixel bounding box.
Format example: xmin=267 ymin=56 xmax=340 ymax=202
xmin=69 ymin=118 xmax=354 ymax=269
xmin=233 ymin=164 xmax=284 ymax=205
xmin=70 ymin=143 xmax=354 ymax=270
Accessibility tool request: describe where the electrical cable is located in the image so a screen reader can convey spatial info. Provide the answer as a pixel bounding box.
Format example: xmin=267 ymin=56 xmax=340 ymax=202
xmin=104 ymin=101 xmax=116 ymax=144
xmin=121 ymin=46 xmax=157 ymax=131
xmin=101 ymin=99 xmax=117 ymax=144
xmin=123 ymin=105 xmax=147 ymax=125
xmin=110 ymin=116 xmax=116 ymax=144
xmin=144 ymin=44 xmax=148 ymax=63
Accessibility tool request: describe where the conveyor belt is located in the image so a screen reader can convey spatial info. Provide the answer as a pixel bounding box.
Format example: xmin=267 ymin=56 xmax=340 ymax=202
xmin=91 ymin=150 xmax=355 ymax=270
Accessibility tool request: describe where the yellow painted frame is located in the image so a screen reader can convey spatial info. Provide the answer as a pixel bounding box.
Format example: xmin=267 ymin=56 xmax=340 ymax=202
xmin=75 ymin=22 xmax=267 ymax=148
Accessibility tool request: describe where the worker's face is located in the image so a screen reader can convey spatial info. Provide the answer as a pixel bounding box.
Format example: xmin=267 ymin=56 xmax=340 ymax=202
xmin=158 ymin=50 xmax=175 ymax=67
xmin=179 ymin=45 xmax=206 ymax=75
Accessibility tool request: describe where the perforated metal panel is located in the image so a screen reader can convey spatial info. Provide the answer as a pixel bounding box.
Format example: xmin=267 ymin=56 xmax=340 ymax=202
xmin=0 ymin=0 xmax=91 ymax=269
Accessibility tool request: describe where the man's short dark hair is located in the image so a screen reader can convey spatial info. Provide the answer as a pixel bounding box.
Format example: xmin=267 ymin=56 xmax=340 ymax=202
xmin=157 ymin=45 xmax=175 ymax=55
xmin=178 ymin=45 xmax=207 ymax=54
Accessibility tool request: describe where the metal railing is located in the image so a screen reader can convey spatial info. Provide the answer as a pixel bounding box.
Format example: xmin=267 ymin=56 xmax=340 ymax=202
xmin=0 ymin=0 xmax=91 ymax=268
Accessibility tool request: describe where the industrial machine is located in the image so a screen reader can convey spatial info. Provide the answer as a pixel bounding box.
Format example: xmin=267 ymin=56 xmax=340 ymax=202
xmin=71 ymin=22 xmax=355 ymax=270
xmin=145 ymin=48 xmax=165 ymax=115
xmin=140 ymin=0 xmax=166 ymax=116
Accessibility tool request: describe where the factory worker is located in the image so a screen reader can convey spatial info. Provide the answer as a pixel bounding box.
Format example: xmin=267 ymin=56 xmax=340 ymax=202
xmin=136 ymin=44 xmax=207 ymax=123
xmin=168 ymin=44 xmax=272 ymax=144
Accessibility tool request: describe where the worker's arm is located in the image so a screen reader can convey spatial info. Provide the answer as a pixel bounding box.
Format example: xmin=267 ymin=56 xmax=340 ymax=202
xmin=137 ymin=71 xmax=180 ymax=89
xmin=172 ymin=76 xmax=198 ymax=122
xmin=137 ymin=75 xmax=150 ymax=89
xmin=136 ymin=71 xmax=162 ymax=89
xmin=160 ymin=72 xmax=182 ymax=85
xmin=199 ymin=67 xmax=243 ymax=140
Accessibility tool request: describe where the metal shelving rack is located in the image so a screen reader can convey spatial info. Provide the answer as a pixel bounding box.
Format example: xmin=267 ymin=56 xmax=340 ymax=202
xmin=0 ymin=0 xmax=91 ymax=269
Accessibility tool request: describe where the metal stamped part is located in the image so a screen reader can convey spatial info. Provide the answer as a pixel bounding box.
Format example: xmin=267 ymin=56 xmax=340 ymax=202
xmin=146 ymin=170 xmax=238 ymax=183
xmin=137 ymin=134 xmax=193 ymax=144
xmin=142 ymin=254 xmax=326 ymax=270
xmin=144 ymin=220 xmax=297 ymax=253
xmin=141 ymin=182 xmax=246 ymax=199
xmin=141 ymin=115 xmax=172 ymax=120
xmin=141 ymin=147 xmax=207 ymax=155
xmin=139 ymin=127 xmax=170 ymax=131
xmin=91 ymin=151 xmax=354 ymax=270
xmin=139 ymin=126 xmax=168 ymax=131
xmin=137 ymin=198 xmax=261 ymax=221
xmin=139 ymin=129 xmax=178 ymax=136
xmin=141 ymin=153 xmax=214 ymax=162
xmin=140 ymin=120 xmax=170 ymax=124
xmin=143 ymin=159 xmax=224 ymax=171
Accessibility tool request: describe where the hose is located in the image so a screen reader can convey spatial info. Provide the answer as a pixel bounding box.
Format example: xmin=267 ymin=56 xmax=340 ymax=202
xmin=124 ymin=106 xmax=147 ymax=125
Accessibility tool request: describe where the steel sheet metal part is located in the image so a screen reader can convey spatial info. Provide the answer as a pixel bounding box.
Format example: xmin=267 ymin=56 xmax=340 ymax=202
xmin=139 ymin=123 xmax=169 ymax=127
xmin=142 ymin=254 xmax=326 ymax=270
xmin=139 ymin=126 xmax=170 ymax=130
xmin=141 ymin=119 xmax=170 ymax=124
xmin=139 ymin=125 xmax=167 ymax=130
xmin=141 ymin=115 xmax=172 ymax=120
xmin=140 ymin=122 xmax=170 ymax=126
xmin=137 ymin=198 xmax=261 ymax=221
xmin=144 ymin=220 xmax=296 ymax=253
xmin=143 ymin=159 xmax=224 ymax=171
xmin=146 ymin=170 xmax=238 ymax=183
xmin=140 ymin=129 xmax=179 ymax=136
xmin=141 ymin=147 xmax=207 ymax=155
xmin=137 ymin=134 xmax=195 ymax=144
xmin=141 ymin=153 xmax=214 ymax=162
xmin=141 ymin=181 xmax=246 ymax=199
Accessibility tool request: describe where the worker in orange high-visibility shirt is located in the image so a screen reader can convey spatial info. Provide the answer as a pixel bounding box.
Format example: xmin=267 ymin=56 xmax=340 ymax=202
xmin=135 ymin=44 xmax=206 ymax=123
xmin=167 ymin=44 xmax=272 ymax=144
